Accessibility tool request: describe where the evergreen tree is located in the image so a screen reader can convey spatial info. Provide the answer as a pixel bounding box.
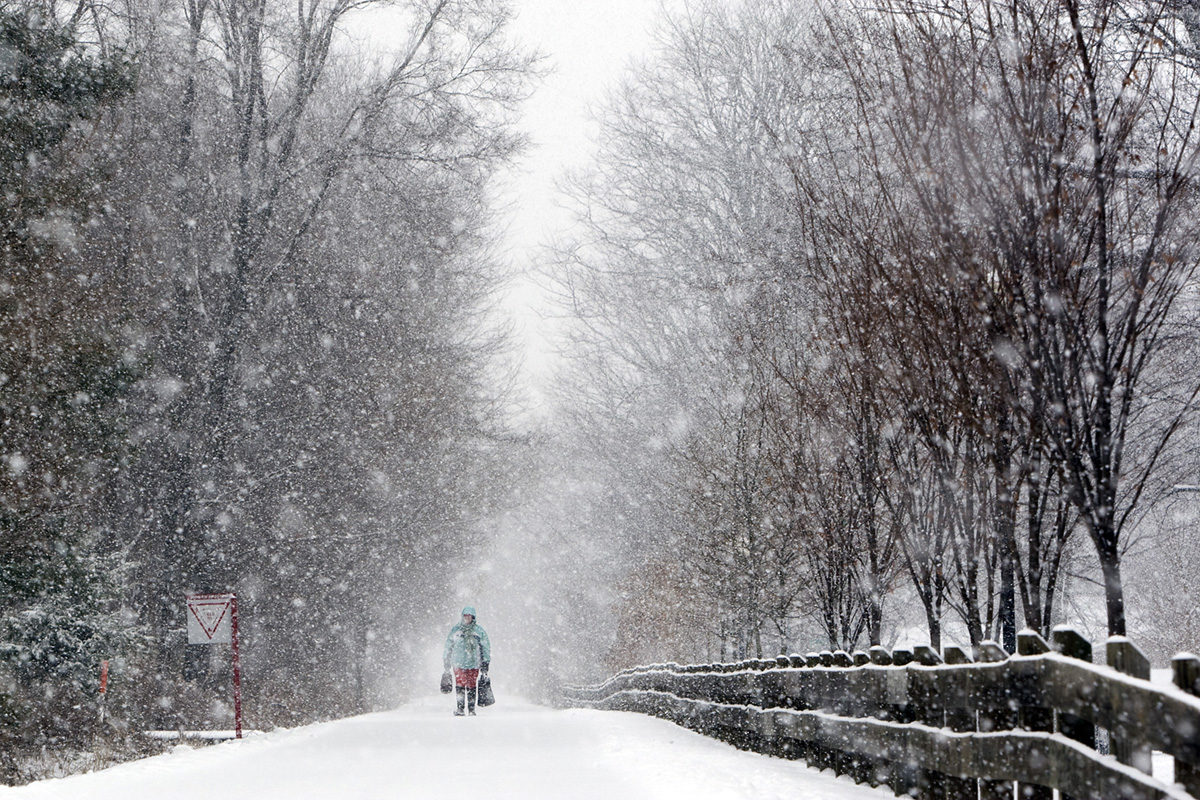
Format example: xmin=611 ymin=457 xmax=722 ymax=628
xmin=0 ymin=8 xmax=139 ymax=782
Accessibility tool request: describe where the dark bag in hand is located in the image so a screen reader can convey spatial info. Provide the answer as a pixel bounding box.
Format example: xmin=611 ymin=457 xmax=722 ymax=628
xmin=477 ymin=673 xmax=495 ymax=706
xmin=440 ymin=670 xmax=453 ymax=694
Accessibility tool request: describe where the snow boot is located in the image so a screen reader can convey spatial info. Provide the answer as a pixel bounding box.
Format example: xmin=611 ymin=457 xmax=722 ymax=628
xmin=455 ymin=687 xmax=466 ymax=716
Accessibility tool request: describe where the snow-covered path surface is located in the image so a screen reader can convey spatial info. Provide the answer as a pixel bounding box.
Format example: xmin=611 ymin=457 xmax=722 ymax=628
xmin=6 ymin=697 xmax=895 ymax=799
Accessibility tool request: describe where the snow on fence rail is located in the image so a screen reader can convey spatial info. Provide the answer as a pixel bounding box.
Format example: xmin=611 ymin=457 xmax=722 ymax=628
xmin=562 ymin=628 xmax=1200 ymax=800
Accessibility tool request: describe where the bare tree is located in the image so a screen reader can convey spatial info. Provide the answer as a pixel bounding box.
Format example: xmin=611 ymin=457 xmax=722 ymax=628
xmin=838 ymin=0 xmax=1200 ymax=636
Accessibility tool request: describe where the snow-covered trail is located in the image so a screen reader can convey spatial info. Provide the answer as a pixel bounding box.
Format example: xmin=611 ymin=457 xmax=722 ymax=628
xmin=6 ymin=697 xmax=895 ymax=799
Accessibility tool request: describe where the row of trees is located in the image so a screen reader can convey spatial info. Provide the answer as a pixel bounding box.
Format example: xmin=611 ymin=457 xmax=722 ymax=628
xmin=556 ymin=0 xmax=1200 ymax=666
xmin=0 ymin=0 xmax=533 ymax=781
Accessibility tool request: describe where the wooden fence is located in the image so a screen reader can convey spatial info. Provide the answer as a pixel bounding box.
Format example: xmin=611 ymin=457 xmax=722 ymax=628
xmin=563 ymin=629 xmax=1200 ymax=800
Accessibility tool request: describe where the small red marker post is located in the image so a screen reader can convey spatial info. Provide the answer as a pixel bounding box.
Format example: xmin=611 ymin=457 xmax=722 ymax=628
xmin=99 ymin=659 xmax=109 ymax=725
xmin=230 ymin=595 xmax=243 ymax=739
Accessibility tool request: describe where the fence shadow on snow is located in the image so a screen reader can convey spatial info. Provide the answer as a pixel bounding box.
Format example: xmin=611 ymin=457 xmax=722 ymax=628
xmin=562 ymin=628 xmax=1200 ymax=800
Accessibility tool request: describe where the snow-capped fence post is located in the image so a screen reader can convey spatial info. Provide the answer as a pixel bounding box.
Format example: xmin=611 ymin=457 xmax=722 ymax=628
xmin=911 ymin=645 xmax=946 ymax=800
xmin=783 ymin=666 xmax=817 ymax=767
xmin=974 ymin=641 xmax=1013 ymax=800
xmin=1106 ymin=637 xmax=1152 ymax=774
xmin=840 ymin=656 xmax=874 ymax=785
xmin=842 ymin=663 xmax=876 ymax=789
xmin=940 ymin=645 xmax=979 ymax=800
xmin=760 ymin=665 xmax=785 ymax=713
xmin=1172 ymin=653 xmax=1200 ymax=796
xmin=1015 ymin=631 xmax=1053 ymax=800
xmin=849 ymin=652 xmax=888 ymax=786
xmin=803 ymin=657 xmax=834 ymax=775
xmin=1051 ymin=626 xmax=1095 ymax=800
xmin=878 ymin=648 xmax=918 ymax=798
xmin=868 ymin=646 xmax=892 ymax=666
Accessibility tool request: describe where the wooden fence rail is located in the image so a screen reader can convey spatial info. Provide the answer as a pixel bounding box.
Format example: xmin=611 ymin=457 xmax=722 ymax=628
xmin=562 ymin=628 xmax=1200 ymax=800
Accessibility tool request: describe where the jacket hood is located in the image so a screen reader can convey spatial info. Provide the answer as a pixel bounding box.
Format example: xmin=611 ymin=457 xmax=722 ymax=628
xmin=461 ymin=606 xmax=477 ymax=619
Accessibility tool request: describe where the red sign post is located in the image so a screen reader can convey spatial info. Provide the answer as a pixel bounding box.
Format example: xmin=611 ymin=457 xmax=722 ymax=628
xmin=185 ymin=592 xmax=243 ymax=739
xmin=230 ymin=595 xmax=242 ymax=739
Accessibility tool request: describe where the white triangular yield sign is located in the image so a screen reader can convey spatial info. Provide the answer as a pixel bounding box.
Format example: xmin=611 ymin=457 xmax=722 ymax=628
xmin=191 ymin=602 xmax=228 ymax=637
xmin=186 ymin=593 xmax=234 ymax=644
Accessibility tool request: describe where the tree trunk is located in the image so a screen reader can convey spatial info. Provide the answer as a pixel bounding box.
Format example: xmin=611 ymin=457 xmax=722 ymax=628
xmin=924 ymin=597 xmax=942 ymax=651
xmin=995 ymin=482 xmax=1017 ymax=649
xmin=1098 ymin=538 xmax=1127 ymax=636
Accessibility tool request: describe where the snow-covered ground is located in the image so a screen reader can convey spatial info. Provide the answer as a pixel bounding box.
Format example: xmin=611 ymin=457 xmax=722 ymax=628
xmin=5 ymin=697 xmax=895 ymax=799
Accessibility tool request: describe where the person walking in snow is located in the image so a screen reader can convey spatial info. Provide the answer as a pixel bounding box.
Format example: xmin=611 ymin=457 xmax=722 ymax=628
xmin=443 ymin=606 xmax=490 ymax=716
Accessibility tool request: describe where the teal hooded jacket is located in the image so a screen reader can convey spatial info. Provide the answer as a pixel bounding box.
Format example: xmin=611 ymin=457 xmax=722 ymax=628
xmin=443 ymin=606 xmax=491 ymax=670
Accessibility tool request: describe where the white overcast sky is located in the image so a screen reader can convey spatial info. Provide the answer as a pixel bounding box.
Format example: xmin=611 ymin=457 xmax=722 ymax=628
xmin=500 ymin=0 xmax=676 ymax=255
xmin=497 ymin=0 xmax=685 ymax=412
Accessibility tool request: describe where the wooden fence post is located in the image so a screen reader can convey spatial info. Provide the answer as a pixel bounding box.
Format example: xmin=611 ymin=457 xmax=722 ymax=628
xmin=1016 ymin=631 xmax=1053 ymax=800
xmin=912 ymin=645 xmax=947 ymax=800
xmin=884 ymin=650 xmax=921 ymax=798
xmin=802 ymin=651 xmax=833 ymax=774
xmin=1052 ymin=627 xmax=1095 ymax=800
xmin=1172 ymin=654 xmax=1200 ymax=797
xmin=824 ymin=649 xmax=857 ymax=781
xmin=1105 ymin=637 xmax=1152 ymax=774
xmin=889 ymin=649 xmax=915 ymax=724
xmin=976 ymin=641 xmax=1013 ymax=800
xmin=942 ymin=646 xmax=979 ymax=800
xmin=913 ymin=645 xmax=941 ymax=667
xmin=863 ymin=645 xmax=894 ymax=789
